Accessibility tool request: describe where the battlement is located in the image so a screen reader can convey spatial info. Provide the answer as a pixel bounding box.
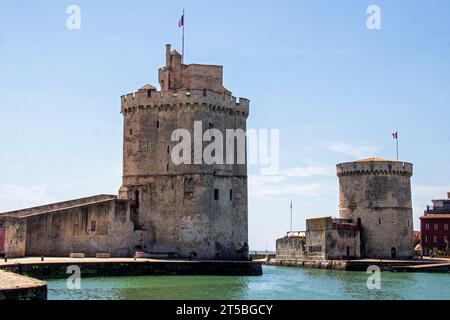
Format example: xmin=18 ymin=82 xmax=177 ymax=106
xmin=120 ymin=88 xmax=249 ymax=117
xmin=336 ymin=159 xmax=413 ymax=177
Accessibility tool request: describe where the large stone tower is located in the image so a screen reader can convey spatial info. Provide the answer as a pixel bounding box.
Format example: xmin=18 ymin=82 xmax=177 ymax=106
xmin=337 ymin=158 xmax=414 ymax=259
xmin=118 ymin=45 xmax=249 ymax=260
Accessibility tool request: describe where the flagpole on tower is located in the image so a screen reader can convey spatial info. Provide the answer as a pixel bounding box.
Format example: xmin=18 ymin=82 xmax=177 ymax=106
xmin=290 ymin=200 xmax=293 ymax=232
xmin=396 ymin=134 xmax=399 ymax=161
xmin=181 ymin=8 xmax=185 ymax=64
xmin=392 ymin=131 xmax=399 ymax=161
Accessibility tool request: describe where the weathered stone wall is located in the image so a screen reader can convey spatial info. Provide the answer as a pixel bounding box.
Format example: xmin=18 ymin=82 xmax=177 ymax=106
xmin=0 ymin=216 xmax=26 ymax=257
xmin=306 ymin=218 xmax=329 ymax=260
xmin=337 ymin=160 xmax=414 ymax=259
xmin=305 ymin=217 xmax=361 ymax=260
xmin=276 ymin=236 xmax=305 ymax=260
xmin=23 ymin=198 xmax=145 ymax=257
xmin=326 ymin=228 xmax=360 ymax=259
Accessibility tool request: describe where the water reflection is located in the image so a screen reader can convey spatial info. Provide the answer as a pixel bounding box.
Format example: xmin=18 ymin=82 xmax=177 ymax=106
xmin=49 ymin=275 xmax=252 ymax=300
xmin=47 ymin=265 xmax=450 ymax=300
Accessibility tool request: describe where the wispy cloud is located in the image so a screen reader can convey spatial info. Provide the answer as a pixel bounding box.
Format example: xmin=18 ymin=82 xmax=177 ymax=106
xmin=412 ymin=184 xmax=450 ymax=206
xmin=283 ymin=165 xmax=334 ymax=177
xmin=326 ymin=142 xmax=383 ymax=159
xmin=249 ymin=179 xmax=336 ymax=198
xmin=0 ymin=183 xmax=71 ymax=213
xmin=249 ymin=164 xmax=336 ymax=198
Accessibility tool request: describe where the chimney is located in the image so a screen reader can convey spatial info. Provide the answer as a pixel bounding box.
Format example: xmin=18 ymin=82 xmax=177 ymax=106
xmin=165 ymin=44 xmax=171 ymax=67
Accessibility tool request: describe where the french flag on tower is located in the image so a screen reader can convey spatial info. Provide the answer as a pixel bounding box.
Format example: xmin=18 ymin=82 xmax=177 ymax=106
xmin=392 ymin=131 xmax=398 ymax=140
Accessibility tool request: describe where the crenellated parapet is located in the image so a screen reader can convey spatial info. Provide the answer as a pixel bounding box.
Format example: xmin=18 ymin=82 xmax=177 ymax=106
xmin=336 ymin=159 xmax=413 ymax=177
xmin=120 ymin=89 xmax=249 ymax=118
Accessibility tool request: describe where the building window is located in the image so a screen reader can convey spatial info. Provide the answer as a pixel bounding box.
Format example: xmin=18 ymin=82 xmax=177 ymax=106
xmin=434 ymin=224 xmax=439 ymax=231
xmin=379 ymin=218 xmax=381 ymax=225
xmin=214 ymin=189 xmax=219 ymax=200
xmin=426 ymin=223 xmax=430 ymax=231
xmin=434 ymin=236 xmax=438 ymax=243
xmin=208 ymin=122 xmax=214 ymax=129
xmin=230 ymin=189 xmax=233 ymax=201
xmin=167 ymin=146 xmax=170 ymax=154
xmin=445 ymin=236 xmax=449 ymax=244
xmin=129 ymin=129 xmax=133 ymax=136
xmin=425 ymin=236 xmax=428 ymax=243
xmin=147 ymin=90 xmax=152 ymax=97
xmin=445 ymin=224 xmax=449 ymax=231
xmin=156 ymin=121 xmax=160 ymax=129
xmin=203 ymin=89 xmax=207 ymax=97
xmin=91 ymin=221 xmax=96 ymax=232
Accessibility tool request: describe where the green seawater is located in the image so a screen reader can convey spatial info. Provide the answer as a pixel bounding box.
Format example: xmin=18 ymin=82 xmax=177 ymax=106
xmin=47 ymin=265 xmax=450 ymax=300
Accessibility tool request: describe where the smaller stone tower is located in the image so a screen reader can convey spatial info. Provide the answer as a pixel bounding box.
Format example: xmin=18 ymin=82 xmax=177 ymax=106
xmin=337 ymin=158 xmax=414 ymax=259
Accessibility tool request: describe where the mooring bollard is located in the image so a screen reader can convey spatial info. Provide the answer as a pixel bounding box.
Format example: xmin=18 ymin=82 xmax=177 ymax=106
xmin=4 ymin=256 xmax=7 ymax=263
xmin=41 ymin=255 xmax=44 ymax=262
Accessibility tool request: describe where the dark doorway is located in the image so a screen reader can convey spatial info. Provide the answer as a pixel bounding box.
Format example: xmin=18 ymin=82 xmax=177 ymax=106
xmin=391 ymin=247 xmax=397 ymax=259
xmin=132 ymin=190 xmax=140 ymax=209
xmin=357 ymin=217 xmax=364 ymax=257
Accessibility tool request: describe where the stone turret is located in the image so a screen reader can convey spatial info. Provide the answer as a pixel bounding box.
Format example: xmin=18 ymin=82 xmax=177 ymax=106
xmin=337 ymin=158 xmax=414 ymax=259
xmin=158 ymin=44 xmax=231 ymax=94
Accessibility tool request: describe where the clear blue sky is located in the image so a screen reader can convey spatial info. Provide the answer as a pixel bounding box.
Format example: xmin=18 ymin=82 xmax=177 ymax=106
xmin=1 ymin=0 xmax=449 ymax=250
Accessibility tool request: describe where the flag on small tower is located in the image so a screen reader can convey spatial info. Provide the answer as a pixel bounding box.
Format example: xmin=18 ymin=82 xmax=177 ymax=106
xmin=392 ymin=131 xmax=399 ymax=161
xmin=178 ymin=13 xmax=184 ymax=27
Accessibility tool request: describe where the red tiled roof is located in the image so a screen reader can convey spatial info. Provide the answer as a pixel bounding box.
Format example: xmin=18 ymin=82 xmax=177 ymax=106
xmin=356 ymin=157 xmax=389 ymax=162
xmin=420 ymin=214 xmax=450 ymax=219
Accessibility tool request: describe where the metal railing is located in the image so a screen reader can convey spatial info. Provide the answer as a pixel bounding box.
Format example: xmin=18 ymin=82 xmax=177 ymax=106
xmin=286 ymin=231 xmax=306 ymax=237
xmin=426 ymin=206 xmax=450 ymax=215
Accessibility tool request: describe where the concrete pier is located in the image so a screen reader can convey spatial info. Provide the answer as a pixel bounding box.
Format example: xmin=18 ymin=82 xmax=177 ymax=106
xmin=0 ymin=270 xmax=47 ymax=300
xmin=0 ymin=257 xmax=263 ymax=279
xmin=268 ymin=258 xmax=450 ymax=273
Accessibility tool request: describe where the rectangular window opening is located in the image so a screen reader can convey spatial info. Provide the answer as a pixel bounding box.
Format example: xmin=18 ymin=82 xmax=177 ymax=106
xmin=91 ymin=221 xmax=96 ymax=232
